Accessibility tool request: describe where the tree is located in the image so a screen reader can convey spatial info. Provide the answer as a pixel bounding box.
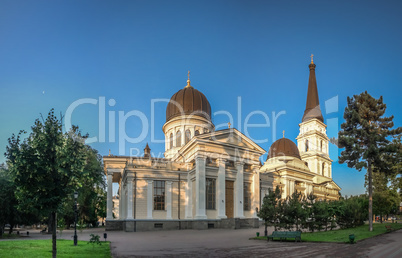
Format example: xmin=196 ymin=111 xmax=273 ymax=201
xmin=258 ymin=186 xmax=281 ymax=230
xmin=5 ymin=110 xmax=88 ymax=257
xmin=58 ymin=147 xmax=105 ymax=228
xmin=0 ymin=165 xmax=39 ymax=236
xmin=282 ymin=191 xmax=307 ymax=231
xmin=338 ymin=91 xmax=401 ymax=231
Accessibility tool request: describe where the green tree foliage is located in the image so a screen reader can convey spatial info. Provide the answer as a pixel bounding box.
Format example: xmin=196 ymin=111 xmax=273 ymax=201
xmin=5 ymin=109 xmax=88 ymax=258
xmin=259 ymin=190 xmax=368 ymax=232
xmin=0 ymin=165 xmax=39 ymax=236
xmin=258 ymin=186 xmax=281 ymax=230
xmin=335 ymin=195 xmax=368 ymax=229
xmin=281 ymin=191 xmax=307 ymax=231
xmin=338 ymin=91 xmax=401 ymax=231
xmin=58 ymin=147 xmax=105 ymax=228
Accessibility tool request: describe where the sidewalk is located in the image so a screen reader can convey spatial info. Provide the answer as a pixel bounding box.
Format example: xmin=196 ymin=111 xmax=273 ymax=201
xmin=1 ymin=226 xmax=401 ymax=257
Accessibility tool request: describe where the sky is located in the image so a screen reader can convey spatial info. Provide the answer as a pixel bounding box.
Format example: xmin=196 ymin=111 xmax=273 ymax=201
xmin=0 ymin=0 xmax=401 ymax=197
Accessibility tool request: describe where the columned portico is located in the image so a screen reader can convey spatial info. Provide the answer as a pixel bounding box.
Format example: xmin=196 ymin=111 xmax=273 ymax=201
xmin=235 ymin=161 xmax=244 ymax=218
xmin=217 ymin=158 xmax=227 ymax=219
xmin=195 ymin=155 xmax=207 ymax=219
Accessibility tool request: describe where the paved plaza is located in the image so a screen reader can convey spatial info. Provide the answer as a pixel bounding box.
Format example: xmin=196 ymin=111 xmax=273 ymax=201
xmin=1 ymin=226 xmax=401 ymax=257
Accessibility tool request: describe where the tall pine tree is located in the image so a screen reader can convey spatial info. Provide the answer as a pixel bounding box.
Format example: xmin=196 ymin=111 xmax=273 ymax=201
xmin=338 ymin=91 xmax=401 ymax=231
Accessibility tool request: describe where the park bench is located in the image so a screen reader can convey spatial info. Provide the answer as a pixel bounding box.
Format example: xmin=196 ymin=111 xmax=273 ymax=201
xmin=385 ymin=225 xmax=392 ymax=232
xmin=267 ymin=231 xmax=301 ymax=242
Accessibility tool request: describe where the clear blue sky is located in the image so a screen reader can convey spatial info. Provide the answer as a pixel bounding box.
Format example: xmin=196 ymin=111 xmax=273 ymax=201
xmin=1 ymin=0 xmax=401 ymax=196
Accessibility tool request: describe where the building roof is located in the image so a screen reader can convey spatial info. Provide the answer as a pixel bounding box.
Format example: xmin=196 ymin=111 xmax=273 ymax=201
xmin=267 ymin=137 xmax=301 ymax=160
xmin=166 ymin=76 xmax=212 ymax=122
xmin=302 ymin=60 xmax=324 ymax=123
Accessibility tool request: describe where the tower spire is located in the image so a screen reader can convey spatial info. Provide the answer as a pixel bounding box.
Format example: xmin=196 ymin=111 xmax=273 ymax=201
xmin=302 ymin=55 xmax=323 ymax=122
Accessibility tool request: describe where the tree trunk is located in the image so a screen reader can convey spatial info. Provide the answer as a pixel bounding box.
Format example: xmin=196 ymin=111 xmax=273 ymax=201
xmin=48 ymin=212 xmax=53 ymax=233
xmin=368 ymin=160 xmax=373 ymax=232
xmin=8 ymin=224 xmax=13 ymax=235
xmin=52 ymin=211 xmax=57 ymax=258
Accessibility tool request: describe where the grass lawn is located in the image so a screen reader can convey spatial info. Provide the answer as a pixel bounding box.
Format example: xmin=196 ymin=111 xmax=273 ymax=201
xmin=252 ymin=222 xmax=402 ymax=243
xmin=0 ymin=239 xmax=111 ymax=258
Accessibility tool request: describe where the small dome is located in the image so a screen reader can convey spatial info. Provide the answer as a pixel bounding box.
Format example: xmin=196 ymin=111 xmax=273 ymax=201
xmin=166 ymin=81 xmax=211 ymax=122
xmin=267 ymin=138 xmax=301 ymax=160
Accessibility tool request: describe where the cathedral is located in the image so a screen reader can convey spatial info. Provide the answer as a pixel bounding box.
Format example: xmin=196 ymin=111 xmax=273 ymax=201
xmin=104 ymin=58 xmax=341 ymax=231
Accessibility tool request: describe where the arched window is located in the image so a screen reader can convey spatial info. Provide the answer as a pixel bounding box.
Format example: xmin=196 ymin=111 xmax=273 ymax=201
xmin=176 ymin=131 xmax=181 ymax=147
xmin=195 ymin=130 xmax=200 ymax=136
xmin=185 ymin=129 xmax=191 ymax=144
xmin=169 ymin=133 xmax=174 ymax=149
xmin=305 ymin=140 xmax=309 ymax=152
xmin=322 ymin=163 xmax=325 ymax=176
xmin=320 ymin=140 xmax=323 ymax=152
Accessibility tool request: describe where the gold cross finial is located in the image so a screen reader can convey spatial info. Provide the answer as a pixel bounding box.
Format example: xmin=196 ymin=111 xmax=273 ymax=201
xmin=310 ymin=54 xmax=314 ymax=64
xmin=228 ymin=122 xmax=231 ymax=129
xmin=282 ymin=130 xmax=285 ymax=138
xmin=186 ymin=70 xmax=192 ymax=88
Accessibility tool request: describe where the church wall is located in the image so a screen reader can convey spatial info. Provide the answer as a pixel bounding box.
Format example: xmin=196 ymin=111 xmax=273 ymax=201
xmin=171 ymin=181 xmax=186 ymax=219
xmin=206 ymin=209 xmax=217 ymax=218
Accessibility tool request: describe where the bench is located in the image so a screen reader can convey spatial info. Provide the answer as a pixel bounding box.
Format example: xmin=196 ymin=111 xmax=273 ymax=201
xmin=267 ymin=231 xmax=301 ymax=242
xmin=385 ymin=225 xmax=392 ymax=232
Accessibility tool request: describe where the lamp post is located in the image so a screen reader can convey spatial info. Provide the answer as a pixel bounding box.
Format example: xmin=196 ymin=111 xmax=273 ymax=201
xmin=74 ymin=191 xmax=78 ymax=246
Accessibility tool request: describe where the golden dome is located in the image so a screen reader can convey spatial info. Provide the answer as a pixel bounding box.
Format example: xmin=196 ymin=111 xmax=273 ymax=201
xmin=267 ymin=138 xmax=301 ymax=160
xmin=166 ymin=77 xmax=212 ymax=122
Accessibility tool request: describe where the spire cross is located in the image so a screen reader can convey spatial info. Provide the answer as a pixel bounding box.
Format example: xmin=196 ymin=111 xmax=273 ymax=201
xmin=310 ymin=54 xmax=314 ymax=64
xmin=186 ymin=70 xmax=192 ymax=88
xmin=228 ymin=122 xmax=231 ymax=129
xmin=283 ymin=130 xmax=285 ymax=138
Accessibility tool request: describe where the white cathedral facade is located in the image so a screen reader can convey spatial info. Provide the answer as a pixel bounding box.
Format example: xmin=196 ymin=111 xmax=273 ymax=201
xmin=104 ymin=59 xmax=341 ymax=231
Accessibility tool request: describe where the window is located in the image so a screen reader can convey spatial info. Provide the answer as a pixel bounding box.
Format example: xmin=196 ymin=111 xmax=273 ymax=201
xmin=176 ymin=131 xmax=181 ymax=147
xmin=244 ymin=183 xmax=251 ymax=211
xmin=305 ymin=140 xmax=309 ymax=152
xmin=206 ymin=178 xmax=216 ymax=209
xmin=185 ymin=129 xmax=191 ymax=144
xmin=154 ymin=181 xmax=165 ymax=210
xmin=169 ymin=133 xmax=174 ymax=149
xmin=195 ymin=130 xmax=200 ymax=136
xmin=320 ymin=140 xmax=323 ymax=152
xmin=322 ymin=163 xmax=325 ymax=176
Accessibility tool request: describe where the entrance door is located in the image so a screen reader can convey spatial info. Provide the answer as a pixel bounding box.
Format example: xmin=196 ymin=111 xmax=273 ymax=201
xmin=225 ymin=180 xmax=234 ymax=218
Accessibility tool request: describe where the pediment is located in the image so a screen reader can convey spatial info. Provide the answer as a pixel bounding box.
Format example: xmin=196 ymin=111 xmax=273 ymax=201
xmin=196 ymin=128 xmax=265 ymax=154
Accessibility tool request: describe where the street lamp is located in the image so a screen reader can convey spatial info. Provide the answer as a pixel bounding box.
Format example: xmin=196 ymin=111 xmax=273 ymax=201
xmin=74 ymin=191 xmax=78 ymax=246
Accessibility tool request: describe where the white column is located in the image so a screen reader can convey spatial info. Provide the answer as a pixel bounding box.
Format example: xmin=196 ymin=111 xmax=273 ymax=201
xmin=118 ymin=181 xmax=122 ymax=220
xmin=290 ymin=180 xmax=295 ymax=195
xmin=252 ymin=167 xmax=259 ymax=218
xmin=195 ymin=155 xmax=207 ymax=219
xmin=185 ymin=172 xmax=193 ymax=219
xmin=147 ymin=180 xmax=153 ymax=219
xmin=235 ymin=161 xmax=244 ymax=218
xmin=126 ymin=178 xmax=134 ymax=219
xmin=217 ymin=158 xmax=227 ymax=219
xmin=166 ymin=181 xmax=173 ymax=219
xmin=106 ymin=173 xmax=113 ymax=220
xmin=120 ymin=184 xmax=126 ymax=220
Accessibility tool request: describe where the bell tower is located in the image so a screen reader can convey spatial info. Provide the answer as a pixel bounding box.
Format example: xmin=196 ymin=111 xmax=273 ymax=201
xmin=296 ymin=56 xmax=332 ymax=178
